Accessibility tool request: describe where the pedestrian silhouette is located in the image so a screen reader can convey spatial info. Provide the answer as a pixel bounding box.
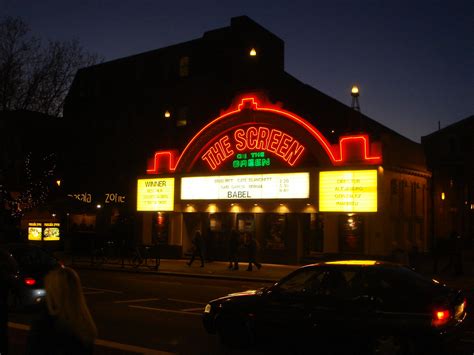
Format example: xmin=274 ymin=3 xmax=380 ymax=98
xmin=27 ymin=267 xmax=97 ymax=355
xmin=187 ymin=230 xmax=205 ymax=267
xmin=228 ymin=229 xmax=240 ymax=270
xmin=245 ymin=233 xmax=261 ymax=271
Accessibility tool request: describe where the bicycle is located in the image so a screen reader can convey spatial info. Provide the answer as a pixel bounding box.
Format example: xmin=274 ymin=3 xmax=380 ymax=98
xmin=130 ymin=245 xmax=160 ymax=270
xmin=91 ymin=247 xmax=107 ymax=266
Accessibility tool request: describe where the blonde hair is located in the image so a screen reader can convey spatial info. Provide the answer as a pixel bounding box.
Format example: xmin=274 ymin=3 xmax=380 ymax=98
xmin=45 ymin=267 xmax=98 ymax=343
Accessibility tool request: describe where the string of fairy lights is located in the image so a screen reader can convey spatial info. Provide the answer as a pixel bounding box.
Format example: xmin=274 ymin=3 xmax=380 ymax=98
xmin=0 ymin=152 xmax=56 ymax=218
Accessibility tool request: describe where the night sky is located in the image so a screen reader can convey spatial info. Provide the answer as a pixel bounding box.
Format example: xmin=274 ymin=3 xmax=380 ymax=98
xmin=1 ymin=0 xmax=472 ymax=142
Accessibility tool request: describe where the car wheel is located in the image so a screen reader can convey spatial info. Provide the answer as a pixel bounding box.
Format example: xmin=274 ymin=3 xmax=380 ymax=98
xmin=216 ymin=314 xmax=255 ymax=348
xmin=372 ymin=335 xmax=415 ymax=355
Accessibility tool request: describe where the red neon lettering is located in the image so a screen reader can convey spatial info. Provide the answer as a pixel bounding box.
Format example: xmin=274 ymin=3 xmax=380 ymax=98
xmin=201 ymin=150 xmax=218 ymax=170
xmin=234 ymin=129 xmax=246 ymax=151
xmin=221 ymin=135 xmax=234 ymax=157
xmin=246 ymin=127 xmax=258 ymax=149
xmin=284 ymin=140 xmax=305 ymax=165
xmin=267 ymin=129 xmax=282 ymax=154
xmin=276 ymin=133 xmax=293 ymax=157
xmin=256 ymin=127 xmax=270 ymax=150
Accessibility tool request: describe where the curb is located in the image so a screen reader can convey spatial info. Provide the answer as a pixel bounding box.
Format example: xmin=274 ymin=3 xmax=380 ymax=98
xmin=68 ymin=262 xmax=287 ymax=284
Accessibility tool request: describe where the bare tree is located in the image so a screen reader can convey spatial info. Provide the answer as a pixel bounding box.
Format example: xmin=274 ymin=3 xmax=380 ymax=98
xmin=0 ymin=16 xmax=99 ymax=116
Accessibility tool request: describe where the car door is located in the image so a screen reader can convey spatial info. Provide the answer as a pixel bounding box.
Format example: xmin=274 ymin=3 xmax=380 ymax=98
xmin=254 ymin=267 xmax=321 ymax=345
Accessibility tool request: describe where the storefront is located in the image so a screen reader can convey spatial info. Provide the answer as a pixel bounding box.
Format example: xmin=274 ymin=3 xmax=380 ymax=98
xmin=136 ymin=95 xmax=429 ymax=264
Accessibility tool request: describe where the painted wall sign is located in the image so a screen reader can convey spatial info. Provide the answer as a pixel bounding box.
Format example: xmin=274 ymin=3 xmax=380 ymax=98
xmin=181 ymin=172 xmax=309 ymax=200
xmin=137 ymin=178 xmax=175 ymax=211
xmin=201 ymin=126 xmax=305 ymax=170
xmin=319 ymin=170 xmax=378 ymax=212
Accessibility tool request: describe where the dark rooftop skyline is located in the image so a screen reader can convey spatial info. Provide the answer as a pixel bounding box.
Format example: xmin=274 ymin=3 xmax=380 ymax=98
xmin=1 ymin=0 xmax=472 ymax=142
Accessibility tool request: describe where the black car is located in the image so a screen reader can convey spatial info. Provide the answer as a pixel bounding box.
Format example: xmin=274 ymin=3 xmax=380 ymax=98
xmin=203 ymin=260 xmax=467 ymax=354
xmin=0 ymin=243 xmax=62 ymax=310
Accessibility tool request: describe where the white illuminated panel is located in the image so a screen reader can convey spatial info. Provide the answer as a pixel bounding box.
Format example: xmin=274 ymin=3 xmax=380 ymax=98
xmin=181 ymin=173 xmax=309 ymax=200
xmin=319 ymin=170 xmax=377 ymax=212
xmin=137 ymin=178 xmax=175 ymax=211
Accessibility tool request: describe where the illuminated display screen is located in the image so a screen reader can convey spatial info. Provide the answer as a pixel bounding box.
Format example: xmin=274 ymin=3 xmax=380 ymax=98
xmin=28 ymin=227 xmax=42 ymax=241
xmin=43 ymin=223 xmax=60 ymax=241
xmin=319 ymin=170 xmax=377 ymax=212
xmin=27 ymin=222 xmax=61 ymax=241
xmin=137 ymin=178 xmax=175 ymax=211
xmin=181 ymin=172 xmax=309 ymax=200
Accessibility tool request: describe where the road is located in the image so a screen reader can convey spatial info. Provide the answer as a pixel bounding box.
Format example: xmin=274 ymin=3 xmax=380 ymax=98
xmin=9 ymin=268 xmax=272 ymax=354
xmin=8 ymin=268 xmax=474 ymax=354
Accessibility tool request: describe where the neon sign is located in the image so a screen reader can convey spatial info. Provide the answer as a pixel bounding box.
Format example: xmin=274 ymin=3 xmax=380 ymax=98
xmin=232 ymin=152 xmax=270 ymax=168
xmin=145 ymin=96 xmax=382 ymax=175
xmin=201 ymin=125 xmax=305 ymax=170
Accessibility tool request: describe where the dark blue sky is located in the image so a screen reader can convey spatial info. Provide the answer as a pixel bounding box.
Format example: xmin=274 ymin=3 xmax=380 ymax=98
xmin=2 ymin=0 xmax=472 ymax=142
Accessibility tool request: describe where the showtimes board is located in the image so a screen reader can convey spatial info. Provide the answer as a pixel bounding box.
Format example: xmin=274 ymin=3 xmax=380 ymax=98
xmin=319 ymin=170 xmax=377 ymax=212
xmin=181 ymin=172 xmax=309 ymax=200
xmin=137 ymin=178 xmax=175 ymax=211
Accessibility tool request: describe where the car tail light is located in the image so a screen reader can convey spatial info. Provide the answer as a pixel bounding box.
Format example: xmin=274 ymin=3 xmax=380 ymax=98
xmin=432 ymin=308 xmax=451 ymax=327
xmin=24 ymin=277 xmax=36 ymax=286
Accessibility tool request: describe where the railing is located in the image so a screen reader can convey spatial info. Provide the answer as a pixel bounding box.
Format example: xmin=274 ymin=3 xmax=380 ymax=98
xmin=71 ymin=239 xmax=160 ymax=271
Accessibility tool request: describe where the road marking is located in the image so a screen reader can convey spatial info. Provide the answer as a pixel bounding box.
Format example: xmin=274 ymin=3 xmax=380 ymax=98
xmin=83 ymin=291 xmax=105 ymax=295
xmin=124 ymin=278 xmax=183 ymax=286
xmin=83 ymin=286 xmax=123 ymax=294
xmin=129 ymin=305 xmax=202 ymax=316
xmin=168 ymin=298 xmax=206 ymax=305
xmin=180 ymin=307 xmax=204 ymax=312
xmin=461 ymin=338 xmax=474 ymax=343
xmin=8 ymin=322 xmax=175 ymax=354
xmin=114 ymin=298 xmax=160 ymax=304
xmin=95 ymin=339 xmax=174 ymax=354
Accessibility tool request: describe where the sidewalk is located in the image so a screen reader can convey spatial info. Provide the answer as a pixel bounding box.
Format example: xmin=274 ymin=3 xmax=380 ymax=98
xmin=65 ymin=254 xmax=474 ymax=291
xmin=67 ymin=256 xmax=299 ymax=283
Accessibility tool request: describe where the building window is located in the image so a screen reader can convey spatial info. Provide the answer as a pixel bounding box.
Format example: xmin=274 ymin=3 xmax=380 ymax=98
xmin=179 ymin=56 xmax=190 ymax=77
xmin=176 ymin=107 xmax=188 ymax=127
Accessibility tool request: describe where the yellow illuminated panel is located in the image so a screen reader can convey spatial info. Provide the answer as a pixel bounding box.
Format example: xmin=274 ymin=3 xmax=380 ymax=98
xmin=137 ymin=178 xmax=175 ymax=211
xmin=319 ymin=170 xmax=377 ymax=212
xmin=43 ymin=223 xmax=60 ymax=241
xmin=326 ymin=260 xmax=377 ymax=265
xmin=181 ymin=173 xmax=309 ymax=200
xmin=28 ymin=227 xmax=42 ymax=241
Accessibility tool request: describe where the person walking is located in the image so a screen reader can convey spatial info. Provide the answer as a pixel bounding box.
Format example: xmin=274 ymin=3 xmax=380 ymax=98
xmin=187 ymin=230 xmax=205 ymax=267
xmin=228 ymin=229 xmax=240 ymax=270
xmin=26 ymin=267 xmax=97 ymax=355
xmin=245 ymin=233 xmax=261 ymax=271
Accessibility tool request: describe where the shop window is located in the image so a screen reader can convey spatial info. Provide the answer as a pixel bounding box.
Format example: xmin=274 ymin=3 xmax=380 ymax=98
xmin=176 ymin=106 xmax=188 ymax=127
xmin=152 ymin=212 xmax=169 ymax=244
xmin=179 ymin=56 xmax=190 ymax=77
xmin=264 ymin=214 xmax=286 ymax=250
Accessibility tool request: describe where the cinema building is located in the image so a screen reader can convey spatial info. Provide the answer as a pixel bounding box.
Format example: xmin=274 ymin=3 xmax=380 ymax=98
xmin=64 ymin=16 xmax=431 ymax=263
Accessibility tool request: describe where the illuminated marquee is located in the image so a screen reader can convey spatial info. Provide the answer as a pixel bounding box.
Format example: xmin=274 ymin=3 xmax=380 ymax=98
xmin=201 ymin=126 xmax=305 ymax=170
xmin=181 ymin=172 xmax=309 ymax=200
xmin=319 ymin=170 xmax=377 ymax=212
xmin=137 ymin=178 xmax=175 ymax=211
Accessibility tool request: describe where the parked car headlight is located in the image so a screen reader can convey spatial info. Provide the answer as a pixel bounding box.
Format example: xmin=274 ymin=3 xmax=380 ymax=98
xmin=204 ymin=304 xmax=212 ymax=313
